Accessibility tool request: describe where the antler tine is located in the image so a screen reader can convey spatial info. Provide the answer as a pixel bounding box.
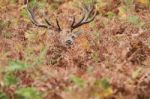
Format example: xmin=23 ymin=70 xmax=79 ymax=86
xmin=43 ymin=11 xmax=54 ymax=26
xmin=83 ymin=5 xmax=94 ymax=20
xmin=56 ymin=18 xmax=61 ymax=31
xmin=83 ymin=5 xmax=97 ymax=24
xmin=71 ymin=16 xmax=76 ymax=28
xmin=27 ymin=0 xmax=61 ymax=31
xmin=42 ymin=11 xmax=61 ymax=31
xmin=43 ymin=10 xmax=61 ymax=31
xmin=71 ymin=14 xmax=86 ymax=30
xmin=71 ymin=3 xmax=97 ymax=30
xmin=27 ymin=1 xmax=49 ymax=28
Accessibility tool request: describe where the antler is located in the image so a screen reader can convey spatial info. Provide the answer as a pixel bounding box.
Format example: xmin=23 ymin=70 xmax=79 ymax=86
xmin=71 ymin=3 xmax=97 ymax=31
xmin=26 ymin=0 xmax=61 ymax=31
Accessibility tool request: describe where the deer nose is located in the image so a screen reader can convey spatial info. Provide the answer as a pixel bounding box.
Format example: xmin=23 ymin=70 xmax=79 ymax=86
xmin=66 ymin=39 xmax=73 ymax=48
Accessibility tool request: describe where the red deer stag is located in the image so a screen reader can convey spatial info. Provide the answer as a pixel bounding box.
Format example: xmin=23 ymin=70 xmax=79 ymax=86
xmin=26 ymin=0 xmax=97 ymax=48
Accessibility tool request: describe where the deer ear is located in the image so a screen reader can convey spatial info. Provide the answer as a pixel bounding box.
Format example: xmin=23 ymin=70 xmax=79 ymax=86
xmin=73 ymin=30 xmax=83 ymax=37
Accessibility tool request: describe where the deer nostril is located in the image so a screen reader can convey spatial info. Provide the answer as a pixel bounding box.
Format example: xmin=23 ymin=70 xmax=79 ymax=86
xmin=66 ymin=39 xmax=73 ymax=47
xmin=66 ymin=40 xmax=72 ymax=45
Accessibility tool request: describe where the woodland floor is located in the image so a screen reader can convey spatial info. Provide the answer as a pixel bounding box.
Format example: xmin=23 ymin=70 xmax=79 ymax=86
xmin=0 ymin=0 xmax=150 ymax=99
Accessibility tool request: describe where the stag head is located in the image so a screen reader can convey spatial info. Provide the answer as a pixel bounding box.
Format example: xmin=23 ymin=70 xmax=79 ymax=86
xmin=26 ymin=1 xmax=97 ymax=48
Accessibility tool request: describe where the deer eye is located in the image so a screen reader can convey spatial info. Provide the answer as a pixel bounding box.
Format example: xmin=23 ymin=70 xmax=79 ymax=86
xmin=71 ymin=35 xmax=75 ymax=39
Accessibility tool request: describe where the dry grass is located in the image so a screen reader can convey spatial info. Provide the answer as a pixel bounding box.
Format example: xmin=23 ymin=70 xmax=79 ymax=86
xmin=0 ymin=0 xmax=150 ymax=99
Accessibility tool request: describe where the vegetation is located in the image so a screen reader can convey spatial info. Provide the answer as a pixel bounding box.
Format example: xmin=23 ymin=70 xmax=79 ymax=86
xmin=0 ymin=0 xmax=150 ymax=99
